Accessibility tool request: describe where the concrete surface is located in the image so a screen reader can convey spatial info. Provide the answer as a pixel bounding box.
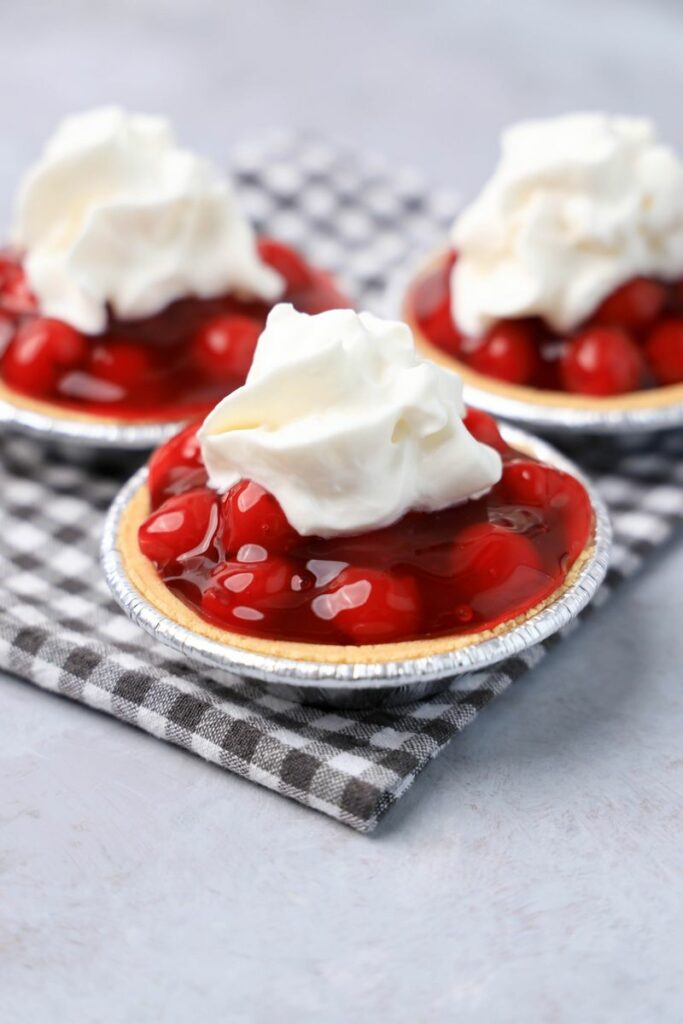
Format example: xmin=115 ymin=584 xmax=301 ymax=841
xmin=1 ymin=2 xmax=682 ymax=1021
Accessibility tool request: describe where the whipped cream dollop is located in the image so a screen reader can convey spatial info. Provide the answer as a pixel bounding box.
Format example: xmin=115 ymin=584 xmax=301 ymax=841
xmin=199 ymin=304 xmax=502 ymax=538
xmin=451 ymin=113 xmax=683 ymax=337
xmin=12 ymin=107 xmax=283 ymax=334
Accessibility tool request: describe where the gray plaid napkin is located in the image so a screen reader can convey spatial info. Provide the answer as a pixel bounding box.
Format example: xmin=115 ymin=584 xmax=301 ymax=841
xmin=1 ymin=133 xmax=682 ymax=832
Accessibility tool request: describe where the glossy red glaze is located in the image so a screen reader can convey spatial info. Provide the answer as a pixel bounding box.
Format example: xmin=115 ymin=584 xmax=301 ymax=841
xmin=0 ymin=240 xmax=350 ymax=420
xmin=137 ymin=414 xmax=593 ymax=645
xmin=408 ymin=249 xmax=683 ymax=397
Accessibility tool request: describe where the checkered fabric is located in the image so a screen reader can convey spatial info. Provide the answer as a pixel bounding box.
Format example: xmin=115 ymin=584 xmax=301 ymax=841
xmin=1 ymin=133 xmax=682 ymax=832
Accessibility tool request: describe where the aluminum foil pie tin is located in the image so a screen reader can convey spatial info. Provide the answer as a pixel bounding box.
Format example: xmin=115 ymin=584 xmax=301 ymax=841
xmin=455 ymin=377 xmax=683 ymax=436
xmin=101 ymin=425 xmax=612 ymax=709
xmin=0 ymin=396 xmax=184 ymax=449
xmin=0 ymin=394 xmax=187 ymax=464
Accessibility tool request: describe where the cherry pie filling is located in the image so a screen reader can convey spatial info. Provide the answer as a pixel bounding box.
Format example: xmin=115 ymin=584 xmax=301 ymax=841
xmin=408 ymin=250 xmax=683 ymax=396
xmin=0 ymin=239 xmax=350 ymax=420
xmin=135 ymin=410 xmax=593 ymax=646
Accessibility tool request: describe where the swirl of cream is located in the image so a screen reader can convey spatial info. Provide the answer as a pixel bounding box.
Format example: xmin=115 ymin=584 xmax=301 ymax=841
xmin=12 ymin=107 xmax=282 ymax=334
xmin=451 ymin=113 xmax=683 ymax=337
xmin=199 ymin=304 xmax=502 ymax=537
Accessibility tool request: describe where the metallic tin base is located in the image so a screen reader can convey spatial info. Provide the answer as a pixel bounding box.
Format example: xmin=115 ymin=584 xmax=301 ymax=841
xmin=460 ymin=381 xmax=683 ymax=436
xmin=0 ymin=395 xmax=186 ymax=458
xmin=101 ymin=426 xmax=612 ymax=708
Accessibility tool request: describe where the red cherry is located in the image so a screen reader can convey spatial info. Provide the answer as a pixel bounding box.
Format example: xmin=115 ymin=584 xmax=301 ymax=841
xmin=311 ymin=567 xmax=421 ymax=644
xmin=592 ymin=277 xmax=667 ymax=332
xmin=1 ymin=318 xmax=87 ymax=395
xmin=497 ymin=459 xmax=561 ymax=507
xmin=201 ymin=555 xmax=312 ymax=627
xmin=497 ymin=460 xmax=592 ymax=561
xmin=449 ymin=522 xmax=547 ymax=618
xmin=88 ymin=339 xmax=155 ymax=391
xmin=468 ymin=321 xmax=540 ymax=385
xmin=147 ymin=422 xmax=207 ymax=509
xmin=498 ymin=458 xmax=588 ymax=514
xmin=138 ymin=487 xmax=219 ymax=568
xmin=412 ymin=252 xmax=463 ymax=355
xmin=561 ymin=327 xmax=644 ymax=395
xmin=220 ymin=480 xmax=298 ymax=555
xmin=257 ymin=237 xmax=314 ymax=292
xmin=463 ymin=407 xmax=511 ymax=457
xmin=645 ymin=318 xmax=683 ymax=385
xmin=192 ymin=315 xmax=261 ymax=380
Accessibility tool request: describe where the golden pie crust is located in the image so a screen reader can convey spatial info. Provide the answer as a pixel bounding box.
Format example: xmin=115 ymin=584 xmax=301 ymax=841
xmin=0 ymin=379 xmax=181 ymax=426
xmin=405 ymin=251 xmax=683 ymax=413
xmin=116 ymin=480 xmax=597 ymax=666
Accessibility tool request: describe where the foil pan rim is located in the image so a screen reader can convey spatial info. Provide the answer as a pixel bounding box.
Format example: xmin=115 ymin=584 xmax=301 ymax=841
xmin=0 ymin=397 xmax=186 ymax=450
xmin=462 ymin=382 xmax=683 ymax=434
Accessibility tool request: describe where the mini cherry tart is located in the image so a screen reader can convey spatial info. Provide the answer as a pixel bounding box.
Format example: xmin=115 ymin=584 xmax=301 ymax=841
xmin=408 ymin=250 xmax=683 ymax=397
xmin=138 ymin=411 xmax=593 ymax=646
xmin=0 ymin=240 xmax=350 ymax=421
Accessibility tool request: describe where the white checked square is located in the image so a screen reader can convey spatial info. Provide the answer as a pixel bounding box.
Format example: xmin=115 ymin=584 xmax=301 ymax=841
xmin=643 ymin=486 xmax=683 ymax=515
xmin=8 ymin=522 xmax=45 ymax=552
xmin=4 ymin=478 xmax=42 ymax=504
xmin=258 ymin=693 xmax=299 ymax=714
xmin=8 ymin=603 xmax=47 ymax=627
xmin=52 ymin=592 xmax=93 ymax=618
xmin=372 ymin=728 xmax=414 ymax=750
xmin=47 ymin=494 xmax=89 ymax=523
xmin=310 ymin=713 xmax=353 ymax=733
xmin=270 ymin=728 xmax=311 ymax=750
xmin=610 ymin=544 xmax=642 ymax=576
xmin=8 ymin=572 xmax=47 ymax=596
xmin=49 ymin=546 xmax=93 ymax=576
xmin=411 ymin=701 xmax=453 ymax=720
xmin=43 ymin=463 xmax=82 ymax=490
xmin=613 ymin=510 xmax=668 ymax=543
xmin=98 ymin=614 xmax=144 ymax=643
xmin=598 ymin=475 xmax=641 ymax=503
xmin=328 ymin=752 xmax=374 ymax=777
